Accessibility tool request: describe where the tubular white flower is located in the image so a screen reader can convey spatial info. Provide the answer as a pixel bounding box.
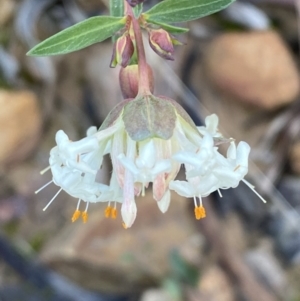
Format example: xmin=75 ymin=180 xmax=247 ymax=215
xmin=97 ymin=171 xmax=123 ymax=203
xmin=40 ymin=108 xmax=262 ymax=227
xmin=117 ymin=154 xmax=171 ymax=184
xmin=173 ymin=133 xmax=216 ymax=177
xmin=50 ymin=131 xmax=107 ymax=202
xmin=121 ymin=136 xmax=137 ymax=228
xmin=213 ymin=141 xmax=250 ymax=189
xmin=157 ymin=189 xmax=171 ymax=213
xmin=198 ymin=114 xmax=222 ymax=138
xmin=171 ymin=138 xmax=251 ymax=200
xmin=117 ymin=139 xmax=172 ymax=184
xmin=49 ymin=122 xmax=126 ymax=205
xmin=169 ymin=165 xmax=219 ymax=198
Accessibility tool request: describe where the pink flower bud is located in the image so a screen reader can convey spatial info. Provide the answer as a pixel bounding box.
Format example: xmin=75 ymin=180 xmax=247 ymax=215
xmin=110 ymin=34 xmax=134 ymax=68
xmin=119 ymin=64 xmax=154 ymax=98
xmin=149 ymin=29 xmax=174 ymax=61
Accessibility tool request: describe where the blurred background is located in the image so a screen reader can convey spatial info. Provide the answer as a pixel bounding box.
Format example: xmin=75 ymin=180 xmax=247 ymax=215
xmin=0 ymin=0 xmax=300 ymax=300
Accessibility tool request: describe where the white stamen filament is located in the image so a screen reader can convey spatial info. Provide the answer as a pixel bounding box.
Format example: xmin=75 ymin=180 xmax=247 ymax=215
xmin=76 ymin=199 xmax=81 ymax=210
xmin=193 ymin=196 xmax=198 ymax=207
xmin=242 ymin=179 xmax=267 ymax=203
xmin=35 ymin=180 xmax=53 ymax=194
xmin=142 ymin=183 xmax=146 ymax=197
xmin=84 ymin=201 xmax=89 ymax=212
xmin=217 ymin=189 xmax=223 ymax=198
xmin=43 ymin=188 xmax=62 ymax=211
xmin=199 ymin=195 xmax=203 ymax=207
xmin=40 ymin=166 xmax=52 ymax=175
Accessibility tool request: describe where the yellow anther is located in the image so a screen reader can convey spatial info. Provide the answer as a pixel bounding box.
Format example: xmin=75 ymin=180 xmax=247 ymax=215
xmin=71 ymin=210 xmax=81 ymax=222
xmin=82 ymin=211 xmax=88 ymax=223
xmin=195 ymin=206 xmax=206 ymax=220
xmin=122 ymin=222 xmax=128 ymax=229
xmin=111 ymin=208 xmax=117 ymax=219
xmin=105 ymin=206 xmax=112 ymax=218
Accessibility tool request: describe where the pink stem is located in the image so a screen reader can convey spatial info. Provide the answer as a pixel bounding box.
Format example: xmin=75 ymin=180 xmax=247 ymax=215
xmin=125 ymin=1 xmax=151 ymax=95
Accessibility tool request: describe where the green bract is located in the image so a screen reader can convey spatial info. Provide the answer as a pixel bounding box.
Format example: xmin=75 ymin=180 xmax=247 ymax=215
xmin=144 ymin=0 xmax=236 ymax=24
xmin=123 ymin=95 xmax=177 ymax=141
xmin=27 ymin=16 xmax=126 ymax=56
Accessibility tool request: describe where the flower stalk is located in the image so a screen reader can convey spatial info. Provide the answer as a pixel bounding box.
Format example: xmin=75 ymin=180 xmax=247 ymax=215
xmin=125 ymin=1 xmax=151 ymax=96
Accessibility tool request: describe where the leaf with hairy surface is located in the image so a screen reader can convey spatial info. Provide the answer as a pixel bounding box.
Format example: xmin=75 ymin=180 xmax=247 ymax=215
xmin=144 ymin=0 xmax=235 ymax=24
xmin=27 ymin=16 xmax=126 ymax=56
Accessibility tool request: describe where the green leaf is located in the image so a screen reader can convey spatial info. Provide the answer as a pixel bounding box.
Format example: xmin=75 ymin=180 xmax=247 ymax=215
xmin=169 ymin=249 xmax=199 ymax=286
xmin=162 ymin=278 xmax=182 ymax=300
xmin=144 ymin=0 xmax=235 ymax=23
xmin=110 ymin=0 xmax=124 ymax=17
xmin=146 ymin=19 xmax=189 ymax=34
xmin=133 ymin=3 xmax=143 ymax=18
xmin=27 ymin=16 xmax=126 ymax=56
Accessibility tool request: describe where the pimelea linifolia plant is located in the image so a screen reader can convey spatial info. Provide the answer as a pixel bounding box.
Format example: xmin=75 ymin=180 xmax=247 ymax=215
xmin=29 ymin=0 xmax=266 ymax=229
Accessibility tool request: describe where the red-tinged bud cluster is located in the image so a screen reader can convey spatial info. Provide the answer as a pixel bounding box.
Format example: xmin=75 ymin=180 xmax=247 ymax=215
xmin=110 ymin=33 xmax=134 ymax=68
xmin=126 ymin=0 xmax=145 ymax=7
xmin=148 ymin=29 xmax=175 ymax=61
xmin=119 ymin=64 xmax=154 ymax=98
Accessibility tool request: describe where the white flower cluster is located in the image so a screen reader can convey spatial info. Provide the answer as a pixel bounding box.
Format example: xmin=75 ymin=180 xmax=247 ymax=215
xmin=37 ymin=114 xmax=265 ymax=228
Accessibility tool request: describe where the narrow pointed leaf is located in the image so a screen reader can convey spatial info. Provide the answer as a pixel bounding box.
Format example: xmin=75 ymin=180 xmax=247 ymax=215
xmin=27 ymin=16 xmax=126 ymax=56
xmin=110 ymin=0 xmax=124 ymax=17
xmin=144 ymin=0 xmax=235 ymax=23
xmin=133 ymin=3 xmax=143 ymax=18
